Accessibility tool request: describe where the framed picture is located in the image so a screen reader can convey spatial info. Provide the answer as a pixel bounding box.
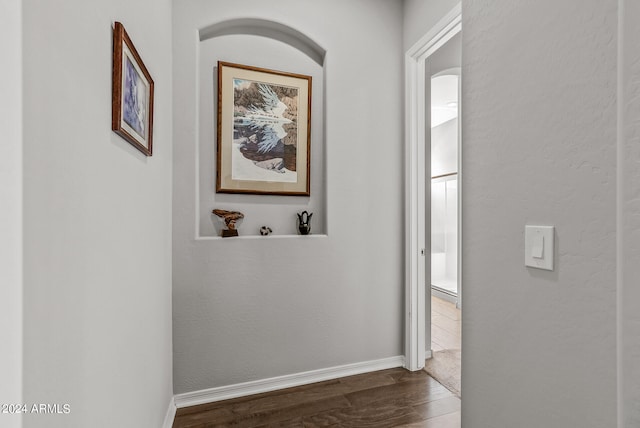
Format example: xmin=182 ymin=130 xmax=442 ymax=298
xmin=217 ymin=62 xmax=311 ymax=195
xmin=112 ymin=21 xmax=154 ymax=156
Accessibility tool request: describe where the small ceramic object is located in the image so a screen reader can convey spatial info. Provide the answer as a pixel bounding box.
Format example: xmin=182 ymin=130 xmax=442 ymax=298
xmin=297 ymin=211 xmax=313 ymax=235
xmin=260 ymin=226 xmax=273 ymax=236
xmin=212 ymin=209 xmax=244 ymax=237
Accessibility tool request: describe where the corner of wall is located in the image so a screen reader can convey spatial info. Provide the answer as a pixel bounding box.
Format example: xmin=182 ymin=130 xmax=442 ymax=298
xmin=0 ymin=0 xmax=23 ymax=426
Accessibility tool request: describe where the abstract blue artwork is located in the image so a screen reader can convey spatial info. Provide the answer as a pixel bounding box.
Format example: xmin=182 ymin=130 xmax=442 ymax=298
xmin=123 ymin=56 xmax=146 ymax=138
xmin=112 ymin=22 xmax=154 ymax=156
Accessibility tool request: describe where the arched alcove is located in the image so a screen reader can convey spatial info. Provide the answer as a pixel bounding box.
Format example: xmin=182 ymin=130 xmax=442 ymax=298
xmin=199 ymin=18 xmax=326 ymax=66
xmin=195 ymin=18 xmax=327 ymax=238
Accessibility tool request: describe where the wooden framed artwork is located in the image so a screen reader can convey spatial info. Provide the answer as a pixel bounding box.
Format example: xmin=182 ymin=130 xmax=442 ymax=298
xmin=217 ymin=62 xmax=311 ymax=195
xmin=112 ymin=21 xmax=154 ymax=156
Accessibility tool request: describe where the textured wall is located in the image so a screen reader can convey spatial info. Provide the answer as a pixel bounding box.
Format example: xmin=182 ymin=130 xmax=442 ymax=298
xmin=620 ymin=0 xmax=640 ymax=425
xmin=173 ymin=0 xmax=404 ymax=394
xmin=462 ymin=1 xmax=618 ymax=427
xmin=22 ymin=1 xmax=173 ymax=426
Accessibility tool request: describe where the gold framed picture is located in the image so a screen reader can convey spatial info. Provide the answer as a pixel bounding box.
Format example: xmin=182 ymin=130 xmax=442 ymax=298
xmin=217 ymin=62 xmax=311 ymax=195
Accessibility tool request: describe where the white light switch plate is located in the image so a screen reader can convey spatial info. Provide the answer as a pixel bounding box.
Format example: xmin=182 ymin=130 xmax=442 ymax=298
xmin=525 ymin=225 xmax=554 ymax=271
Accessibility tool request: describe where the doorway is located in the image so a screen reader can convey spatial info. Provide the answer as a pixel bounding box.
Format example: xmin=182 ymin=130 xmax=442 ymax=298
xmin=423 ymin=31 xmax=462 ymax=398
xmin=404 ymin=2 xmax=461 ymax=379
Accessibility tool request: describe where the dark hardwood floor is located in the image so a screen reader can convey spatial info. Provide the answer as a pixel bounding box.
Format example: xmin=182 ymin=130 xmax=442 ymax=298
xmin=173 ymin=368 xmax=460 ymax=428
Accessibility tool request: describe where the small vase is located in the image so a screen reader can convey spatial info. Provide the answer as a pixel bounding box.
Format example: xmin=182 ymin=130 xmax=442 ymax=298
xmin=297 ymin=211 xmax=313 ymax=235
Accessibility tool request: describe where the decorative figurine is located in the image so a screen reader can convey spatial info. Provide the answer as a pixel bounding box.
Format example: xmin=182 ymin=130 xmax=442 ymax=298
xmin=212 ymin=209 xmax=244 ymax=237
xmin=297 ymin=211 xmax=313 ymax=235
xmin=259 ymin=226 xmax=273 ymax=236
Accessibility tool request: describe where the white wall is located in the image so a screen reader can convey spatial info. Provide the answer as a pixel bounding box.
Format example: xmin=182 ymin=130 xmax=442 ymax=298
xmin=0 ymin=0 xmax=23 ymax=427
xmin=462 ymin=1 xmax=617 ymax=427
xmin=620 ymin=1 xmax=640 ymax=425
xmin=173 ymin=0 xmax=404 ymax=394
xmin=431 ymin=119 xmax=458 ymax=176
xmin=22 ymin=0 xmax=173 ymax=426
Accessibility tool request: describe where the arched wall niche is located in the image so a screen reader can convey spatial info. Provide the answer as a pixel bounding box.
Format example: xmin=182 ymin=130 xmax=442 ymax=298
xmin=199 ymin=18 xmax=326 ymax=66
xmin=196 ymin=18 xmax=327 ymax=238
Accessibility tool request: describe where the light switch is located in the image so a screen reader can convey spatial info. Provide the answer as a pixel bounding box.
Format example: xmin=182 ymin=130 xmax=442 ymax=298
xmin=532 ymin=235 xmax=544 ymax=258
xmin=525 ymin=225 xmax=554 ymax=271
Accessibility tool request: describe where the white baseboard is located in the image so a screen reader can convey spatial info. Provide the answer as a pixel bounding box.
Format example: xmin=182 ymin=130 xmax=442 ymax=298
xmin=431 ymin=287 xmax=458 ymax=305
xmin=174 ymin=355 xmax=405 ymax=409
xmin=426 ymin=349 xmax=433 ymax=359
xmin=162 ymin=396 xmax=176 ymax=428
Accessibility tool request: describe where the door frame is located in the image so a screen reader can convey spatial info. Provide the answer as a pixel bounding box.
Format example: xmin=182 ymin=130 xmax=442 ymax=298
xmin=404 ymin=4 xmax=461 ymax=372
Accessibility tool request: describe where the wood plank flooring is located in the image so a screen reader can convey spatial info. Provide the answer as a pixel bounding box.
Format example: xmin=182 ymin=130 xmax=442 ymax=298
xmin=426 ymin=296 xmax=462 ymax=398
xmin=431 ymin=296 xmax=461 ymax=353
xmin=173 ymin=368 xmax=460 ymax=427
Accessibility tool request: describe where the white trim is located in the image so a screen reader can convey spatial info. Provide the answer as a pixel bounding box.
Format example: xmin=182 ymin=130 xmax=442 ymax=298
xmin=406 ymin=5 xmax=462 ymax=59
xmin=431 ymin=287 xmax=457 ymax=305
xmin=404 ymin=51 xmax=427 ymax=371
xmin=404 ymin=3 xmax=461 ymax=372
xmin=162 ymin=396 xmax=176 ymax=428
xmin=194 ymin=30 xmax=202 ymax=241
xmin=456 ymin=60 xmax=463 ymax=310
xmin=174 ymin=356 xmax=405 ymax=408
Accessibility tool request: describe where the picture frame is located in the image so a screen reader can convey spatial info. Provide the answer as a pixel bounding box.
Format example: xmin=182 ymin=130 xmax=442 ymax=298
xmin=112 ymin=21 xmax=154 ymax=156
xmin=217 ymin=61 xmax=312 ymax=195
